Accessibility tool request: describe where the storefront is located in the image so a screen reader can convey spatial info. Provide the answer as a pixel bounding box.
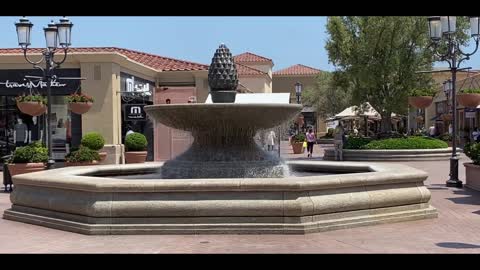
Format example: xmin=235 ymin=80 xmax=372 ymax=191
xmin=119 ymin=72 xmax=155 ymax=161
xmin=0 ymin=68 xmax=82 ymax=159
xmin=0 ymin=47 xmax=209 ymax=164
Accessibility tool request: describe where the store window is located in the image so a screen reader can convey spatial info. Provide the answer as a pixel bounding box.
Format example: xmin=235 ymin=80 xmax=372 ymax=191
xmin=0 ymin=68 xmax=81 ymax=160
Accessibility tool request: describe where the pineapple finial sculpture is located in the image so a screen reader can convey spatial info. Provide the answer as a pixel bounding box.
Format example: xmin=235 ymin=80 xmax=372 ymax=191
xmin=208 ymin=43 xmax=238 ymax=103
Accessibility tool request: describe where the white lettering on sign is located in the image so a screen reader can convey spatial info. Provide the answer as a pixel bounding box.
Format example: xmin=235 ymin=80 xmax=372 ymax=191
xmin=124 ymin=76 xmax=151 ymax=96
xmin=130 ymin=106 xmax=141 ymax=114
xmin=0 ymin=79 xmax=67 ymax=89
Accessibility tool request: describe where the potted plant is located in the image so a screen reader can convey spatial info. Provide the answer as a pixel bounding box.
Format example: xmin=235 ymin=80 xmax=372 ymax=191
xmin=463 ymin=142 xmax=480 ymax=191
xmin=81 ymin=132 xmax=107 ymax=162
xmin=66 ymin=93 xmax=94 ymax=114
xmin=124 ymin=132 xmax=148 ymax=163
xmin=65 ymin=146 xmax=100 ymax=166
xmin=457 ymin=88 xmax=480 ymax=108
xmin=7 ymin=141 xmax=48 ymax=176
xmin=291 ymin=133 xmax=306 ymax=154
xmin=16 ymin=94 xmax=47 ymax=116
xmin=408 ymin=88 xmax=435 ymax=109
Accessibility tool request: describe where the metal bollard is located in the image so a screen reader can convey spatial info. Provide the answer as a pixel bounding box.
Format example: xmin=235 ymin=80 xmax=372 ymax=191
xmin=2 ymin=155 xmax=12 ymax=192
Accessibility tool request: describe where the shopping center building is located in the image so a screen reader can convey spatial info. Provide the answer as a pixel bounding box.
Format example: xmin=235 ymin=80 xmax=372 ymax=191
xmin=0 ymin=47 xmax=324 ymax=162
xmin=0 ymin=47 xmax=209 ymax=163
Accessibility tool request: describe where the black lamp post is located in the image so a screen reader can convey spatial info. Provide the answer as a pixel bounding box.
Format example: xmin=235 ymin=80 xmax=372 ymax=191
xmin=427 ymin=16 xmax=480 ymax=188
xmin=295 ymin=82 xmax=303 ymax=104
xmin=15 ymin=17 xmax=73 ymax=169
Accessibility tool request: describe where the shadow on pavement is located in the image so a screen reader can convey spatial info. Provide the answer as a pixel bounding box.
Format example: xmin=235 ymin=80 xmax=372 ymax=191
xmin=436 ymin=242 xmax=480 ymax=249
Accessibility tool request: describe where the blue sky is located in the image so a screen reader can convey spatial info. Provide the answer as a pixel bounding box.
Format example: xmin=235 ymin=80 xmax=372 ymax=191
xmin=0 ymin=16 xmax=479 ymax=72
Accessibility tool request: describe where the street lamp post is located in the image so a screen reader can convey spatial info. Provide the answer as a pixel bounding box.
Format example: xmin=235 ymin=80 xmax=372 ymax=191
xmin=427 ymin=16 xmax=480 ymax=188
xmin=295 ymin=81 xmax=303 ymax=104
xmin=15 ymin=17 xmax=73 ymax=169
xmin=294 ymin=82 xmax=303 ymax=134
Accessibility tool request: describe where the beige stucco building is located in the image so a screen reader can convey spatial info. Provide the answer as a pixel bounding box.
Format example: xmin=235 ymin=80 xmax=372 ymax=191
xmin=408 ymin=68 xmax=480 ymax=137
xmin=0 ymin=47 xmax=208 ymax=162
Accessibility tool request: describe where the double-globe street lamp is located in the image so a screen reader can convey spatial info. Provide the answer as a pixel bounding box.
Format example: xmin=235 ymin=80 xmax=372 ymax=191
xmin=427 ymin=16 xmax=480 ymax=187
xmin=15 ymin=17 xmax=73 ymax=169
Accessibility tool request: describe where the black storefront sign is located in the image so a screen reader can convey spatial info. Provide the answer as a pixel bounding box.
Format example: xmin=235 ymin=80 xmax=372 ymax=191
xmin=124 ymin=104 xmax=147 ymax=121
xmin=0 ymin=69 xmax=81 ymax=96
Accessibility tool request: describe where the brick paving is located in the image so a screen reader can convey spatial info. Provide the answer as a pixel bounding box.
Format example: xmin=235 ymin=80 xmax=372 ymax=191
xmin=0 ymin=141 xmax=479 ymax=253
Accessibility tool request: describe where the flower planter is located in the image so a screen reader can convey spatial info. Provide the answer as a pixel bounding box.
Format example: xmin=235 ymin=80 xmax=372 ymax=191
xmin=7 ymin=163 xmax=45 ymax=177
xmin=125 ymin=151 xmax=147 ymax=164
xmin=69 ymin=102 xmax=93 ymax=114
xmin=408 ymin=96 xmax=433 ymax=109
xmin=17 ymin=102 xmax=46 ymax=116
xmin=457 ymin=93 xmax=480 ymax=108
xmin=65 ymin=161 xmax=99 ymax=167
xmin=291 ymin=142 xmax=304 ymax=154
xmin=464 ymin=163 xmax=480 ymax=191
xmin=99 ymin=152 xmax=107 ymax=162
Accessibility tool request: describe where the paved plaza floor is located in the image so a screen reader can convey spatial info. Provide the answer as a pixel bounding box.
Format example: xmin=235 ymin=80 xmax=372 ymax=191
xmin=0 ymin=141 xmax=479 ymax=253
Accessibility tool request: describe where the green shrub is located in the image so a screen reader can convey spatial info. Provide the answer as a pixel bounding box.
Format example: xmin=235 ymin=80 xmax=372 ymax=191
xmin=438 ymin=133 xmax=452 ymax=142
xmin=291 ymin=133 xmax=306 ymax=143
xmin=65 ymin=146 xmax=100 ymax=162
xmin=11 ymin=142 xmax=48 ymax=163
xmin=362 ymin=136 xmax=448 ymax=150
xmin=344 ymin=137 xmax=373 ymax=149
xmin=324 ymin=128 xmax=335 ymax=138
xmin=460 ymin=88 xmax=480 ymax=94
xmin=15 ymin=94 xmax=47 ymax=105
xmin=66 ymin=93 xmax=94 ymax=103
xmin=125 ymin=132 xmax=148 ymax=151
xmin=81 ymin=132 xmax=105 ymax=151
xmin=409 ymin=88 xmax=436 ymax=97
xmin=464 ymin=143 xmax=480 ymax=165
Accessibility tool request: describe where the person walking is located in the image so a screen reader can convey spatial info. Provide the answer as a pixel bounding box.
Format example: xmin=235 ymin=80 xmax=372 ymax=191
xmin=306 ymin=128 xmax=316 ymax=158
xmin=267 ymin=130 xmax=276 ymax=151
xmin=334 ymin=122 xmax=346 ymax=161
xmin=473 ymin=127 xmax=480 ymax=143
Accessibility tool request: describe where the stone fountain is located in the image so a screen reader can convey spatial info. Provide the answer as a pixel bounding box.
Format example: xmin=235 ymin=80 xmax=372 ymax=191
xmin=2 ymin=44 xmax=438 ymax=235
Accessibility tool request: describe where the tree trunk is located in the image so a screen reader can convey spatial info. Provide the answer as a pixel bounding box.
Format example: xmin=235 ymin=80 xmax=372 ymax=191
xmin=380 ymin=113 xmax=392 ymax=133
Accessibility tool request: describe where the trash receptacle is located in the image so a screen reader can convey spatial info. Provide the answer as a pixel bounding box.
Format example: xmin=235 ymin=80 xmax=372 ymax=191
xmin=2 ymin=155 xmax=12 ymax=192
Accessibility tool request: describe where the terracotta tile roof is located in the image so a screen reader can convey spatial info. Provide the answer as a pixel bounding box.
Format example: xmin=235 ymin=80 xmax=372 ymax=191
xmin=273 ymin=64 xmax=322 ymax=76
xmin=0 ymin=47 xmax=208 ymax=72
xmin=236 ymin=63 xmax=267 ymax=76
xmin=234 ymin=52 xmax=272 ymax=63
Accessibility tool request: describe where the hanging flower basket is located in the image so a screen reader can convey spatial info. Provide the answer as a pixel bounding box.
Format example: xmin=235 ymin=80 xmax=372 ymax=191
xmin=408 ymin=96 xmax=433 ymax=109
xmin=457 ymin=93 xmax=480 ymax=108
xmin=442 ymin=113 xmax=452 ymax=122
xmin=16 ymin=95 xmax=47 ymax=116
xmin=66 ymin=93 xmax=94 ymax=115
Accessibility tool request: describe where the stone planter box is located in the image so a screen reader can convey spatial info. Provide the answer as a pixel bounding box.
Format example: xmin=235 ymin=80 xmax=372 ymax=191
xmin=291 ymin=142 xmax=304 ymax=154
xmin=317 ymin=138 xmax=334 ymax=144
xmin=125 ymin=151 xmax=147 ymax=163
xmin=65 ymin=161 xmax=100 ymax=167
xmin=464 ymin=163 xmax=480 ymax=191
xmin=7 ymin=163 xmax=45 ymax=177
xmin=324 ymin=148 xmax=460 ymax=161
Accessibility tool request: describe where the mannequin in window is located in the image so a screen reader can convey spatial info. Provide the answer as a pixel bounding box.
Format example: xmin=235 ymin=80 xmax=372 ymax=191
xmin=13 ymin=118 xmax=28 ymax=147
xmin=28 ymin=116 xmax=43 ymax=143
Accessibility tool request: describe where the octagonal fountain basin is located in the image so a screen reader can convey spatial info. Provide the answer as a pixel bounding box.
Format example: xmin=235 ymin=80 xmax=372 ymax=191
xmin=4 ymin=161 xmax=437 ymax=235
